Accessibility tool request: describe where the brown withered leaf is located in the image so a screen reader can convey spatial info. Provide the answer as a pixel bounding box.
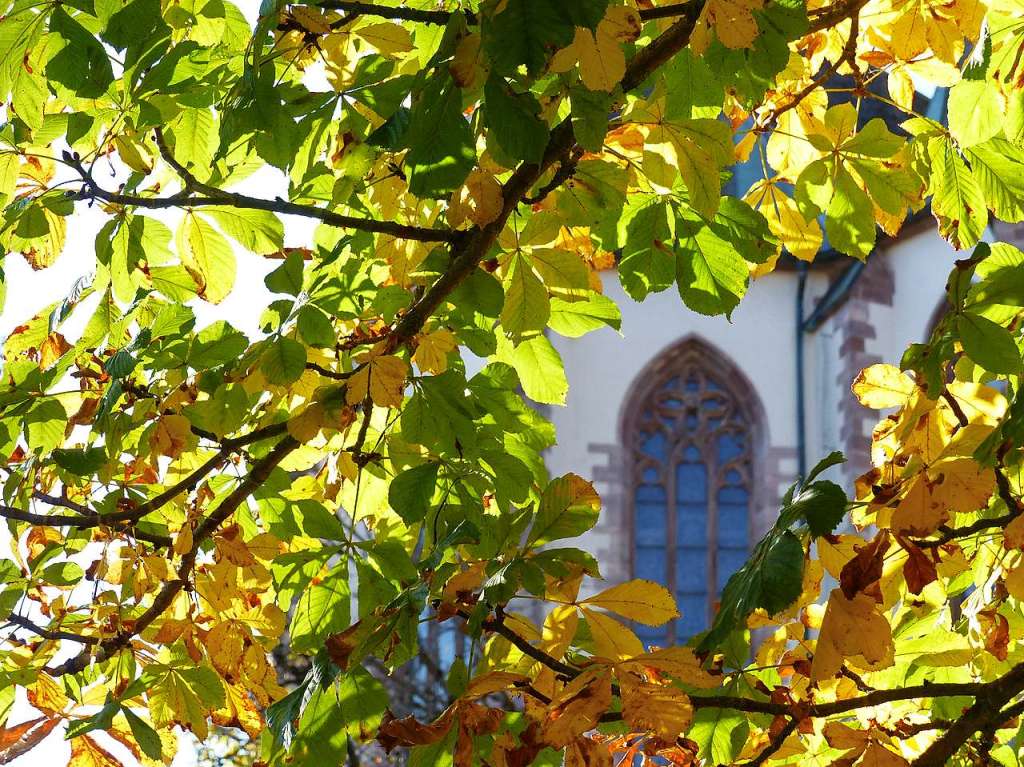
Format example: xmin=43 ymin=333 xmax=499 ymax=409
xmin=896 ymin=536 xmax=938 ymax=595
xmin=839 ymin=530 xmax=890 ymax=600
xmin=377 ymin=706 xmax=458 ymax=753
xmin=978 ymin=608 xmax=1010 ymax=661
xmin=565 ymin=736 xmax=613 ymax=767
xmin=0 ymin=716 xmax=60 ymax=764
xmin=541 ymin=669 xmax=613 ymax=748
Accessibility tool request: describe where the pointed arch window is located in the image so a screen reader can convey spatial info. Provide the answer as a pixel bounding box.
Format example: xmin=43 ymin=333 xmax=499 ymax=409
xmin=626 ymin=341 xmax=760 ymax=645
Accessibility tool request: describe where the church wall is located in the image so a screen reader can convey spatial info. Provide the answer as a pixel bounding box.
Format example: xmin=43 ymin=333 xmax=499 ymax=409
xmin=546 ymin=268 xmax=832 ymax=591
xmin=542 ymin=223 xmax=972 ymax=596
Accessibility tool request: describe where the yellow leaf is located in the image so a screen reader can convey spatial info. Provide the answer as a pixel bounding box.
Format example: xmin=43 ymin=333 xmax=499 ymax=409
xmin=811 ymin=589 xmax=894 ymax=681
xmin=542 ymin=603 xmax=580 ymax=661
xmin=204 ymin=620 xmax=249 ymax=681
xmin=354 ymin=21 xmax=413 ymax=54
xmin=1005 ymin=564 xmax=1024 ymax=601
xmin=617 ymin=670 xmax=693 ymax=741
xmin=450 ymin=33 xmax=487 ymax=89
xmin=287 ymin=402 xmax=325 ymax=443
xmin=212 ymin=682 xmax=264 ymax=739
xmin=890 ymin=474 xmax=947 ymax=536
xmin=852 ymin=364 xmax=916 ymax=409
xmin=214 ymin=524 xmax=256 ymax=567
xmin=625 ymin=647 xmax=720 ymax=689
xmin=173 ymin=524 xmax=193 ymax=556
xmin=291 ymin=6 xmax=333 ymax=34
xmin=27 ymin=674 xmax=69 ymax=715
xmin=413 ymin=329 xmax=458 ymax=375
xmin=346 ymin=353 xmax=408 ymax=408
xmin=581 ymin=607 xmax=643 ymax=660
xmin=580 ymin=579 xmax=679 ymax=626
xmin=946 ymin=381 xmax=1008 ymax=424
xmin=1006 ymin=515 xmax=1024 ymax=549
xmin=549 ymin=7 xmax=641 ymax=92
xmin=39 ymin=332 xmax=71 ymax=369
xmin=449 ymin=169 xmax=504 ymax=228
xmin=565 ymin=737 xmax=612 ymax=767
xmin=70 ymin=735 xmax=123 ymax=767
xmin=929 ymin=458 xmax=994 ymax=514
xmin=691 ymin=0 xmax=764 ymax=54
xmin=464 ymin=671 xmax=530 ymax=698
xmin=150 ymin=414 xmax=192 ymax=459
xmin=745 ymin=180 xmax=822 ymax=262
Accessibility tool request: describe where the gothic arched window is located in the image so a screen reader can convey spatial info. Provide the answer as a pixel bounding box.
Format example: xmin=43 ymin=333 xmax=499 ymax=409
xmin=624 ymin=340 xmax=761 ymax=645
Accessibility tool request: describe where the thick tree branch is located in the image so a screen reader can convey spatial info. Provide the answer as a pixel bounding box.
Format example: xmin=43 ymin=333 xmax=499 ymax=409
xmin=62 ymin=152 xmax=453 ymax=243
xmin=315 ymin=1 xmax=697 ymax=24
xmin=912 ymin=663 xmax=1024 ymax=766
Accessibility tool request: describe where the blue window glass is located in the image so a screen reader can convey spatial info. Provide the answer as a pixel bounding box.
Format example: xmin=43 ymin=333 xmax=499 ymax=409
xmin=630 ymin=348 xmax=756 ymax=646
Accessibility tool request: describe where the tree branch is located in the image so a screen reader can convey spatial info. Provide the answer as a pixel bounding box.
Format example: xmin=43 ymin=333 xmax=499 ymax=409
xmin=315 ymin=1 xmax=698 ymax=24
xmin=5 ymin=614 xmax=99 ymax=645
xmin=62 ymin=151 xmax=453 ymax=243
xmin=912 ymin=663 xmax=1024 ymax=766
xmin=47 ymin=436 xmax=300 ymax=677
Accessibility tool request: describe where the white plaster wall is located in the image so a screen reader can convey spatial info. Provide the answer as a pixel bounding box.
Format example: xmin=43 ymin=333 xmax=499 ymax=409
xmin=546 ymin=268 xmax=831 ymax=481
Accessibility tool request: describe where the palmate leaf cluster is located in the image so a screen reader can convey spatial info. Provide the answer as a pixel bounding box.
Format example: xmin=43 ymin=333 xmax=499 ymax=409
xmin=1 ymin=1 xmax=1024 ymax=767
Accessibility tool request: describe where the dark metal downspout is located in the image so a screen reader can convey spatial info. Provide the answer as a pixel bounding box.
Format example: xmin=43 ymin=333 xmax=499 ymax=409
xmin=795 ymin=257 xmax=870 ymax=481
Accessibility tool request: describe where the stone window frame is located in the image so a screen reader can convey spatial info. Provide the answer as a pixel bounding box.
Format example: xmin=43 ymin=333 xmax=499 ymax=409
xmin=617 ymin=335 xmax=770 ymax=642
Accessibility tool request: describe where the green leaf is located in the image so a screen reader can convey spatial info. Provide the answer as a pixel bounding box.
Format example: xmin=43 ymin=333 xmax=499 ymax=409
xmin=145 ymin=661 xmax=225 ymax=741
xmin=188 ymin=321 xmax=248 ymax=369
xmin=947 ymin=79 xmax=1003 ymax=148
xmin=965 ymin=138 xmax=1024 ymax=223
xmin=825 ymin=169 xmax=875 ymax=260
xmin=548 ymin=293 xmax=621 ymax=337
xmin=405 ymin=72 xmax=475 ymax=196
xmin=265 ymin=252 xmax=305 ymax=295
xmin=41 ymin=561 xmax=84 ymax=587
xmin=570 ymin=87 xmax=612 ymax=152
xmin=388 ymin=463 xmax=440 ymax=524
xmin=65 ymin=696 xmax=119 ymax=739
xmin=929 ymin=136 xmax=987 ymax=251
xmin=52 ymin=447 xmax=106 ymax=476
xmin=709 ymin=197 xmax=776 ymax=265
xmin=618 ymin=194 xmax=674 ymax=300
xmin=24 ymin=399 xmax=67 ymax=453
xmin=956 ymin=312 xmax=1022 ymax=374
xmin=675 ymin=223 xmax=749 ymax=317
xmin=178 ymin=214 xmax=236 ymax=304
xmin=260 ymin=337 xmax=307 ymax=385
xmin=297 ymin=306 xmax=336 ymax=347
xmin=790 ymin=481 xmax=847 ymax=537
xmin=500 ymin=253 xmax=550 ymax=342
xmin=689 ymin=708 xmax=749 ymax=766
xmin=484 ymin=74 xmax=550 ymax=164
xmin=529 ymin=473 xmax=601 ymax=546
xmin=290 ymin=565 xmax=351 ymax=653
xmin=204 ymin=207 xmax=284 ymax=254
xmin=47 ymin=8 xmax=114 ymax=99
xmin=483 ymin=0 xmax=607 ymax=76
xmin=122 ymin=707 xmax=163 ymax=761
xmin=495 ymin=333 xmax=568 ymax=405
xmin=166 ymin=108 xmax=217 ymax=172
